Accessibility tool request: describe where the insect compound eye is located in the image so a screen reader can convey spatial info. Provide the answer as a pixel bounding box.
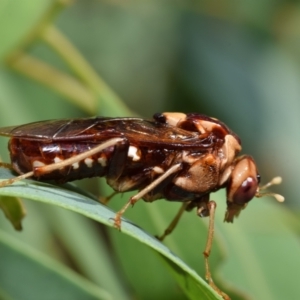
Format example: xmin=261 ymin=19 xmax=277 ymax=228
xmin=232 ymin=176 xmax=257 ymax=205
xmin=227 ymin=156 xmax=259 ymax=206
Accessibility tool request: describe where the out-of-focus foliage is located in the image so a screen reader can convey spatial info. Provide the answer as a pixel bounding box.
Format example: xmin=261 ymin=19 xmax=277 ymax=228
xmin=0 ymin=1 xmax=300 ymax=300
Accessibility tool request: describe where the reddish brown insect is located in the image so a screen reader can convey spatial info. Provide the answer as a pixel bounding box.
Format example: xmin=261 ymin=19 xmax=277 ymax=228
xmin=0 ymin=112 xmax=284 ymax=299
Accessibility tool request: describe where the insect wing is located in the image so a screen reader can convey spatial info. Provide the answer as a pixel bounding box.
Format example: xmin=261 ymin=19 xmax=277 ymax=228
xmin=0 ymin=117 xmax=214 ymax=149
xmin=0 ymin=118 xmax=119 ymax=141
xmin=0 ymin=119 xmax=71 ymax=140
xmin=106 ymin=118 xmax=213 ymax=149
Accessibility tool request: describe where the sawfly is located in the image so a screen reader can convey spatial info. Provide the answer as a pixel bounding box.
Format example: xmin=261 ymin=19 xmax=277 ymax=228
xmin=0 ymin=112 xmax=284 ymax=299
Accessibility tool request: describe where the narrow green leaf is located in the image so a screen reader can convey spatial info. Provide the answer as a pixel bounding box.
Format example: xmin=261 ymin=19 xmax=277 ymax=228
xmin=0 ymin=167 xmax=221 ymax=300
xmin=0 ymin=0 xmax=54 ymax=61
xmin=0 ymin=195 xmax=26 ymax=230
xmin=215 ymin=198 xmax=300 ymax=300
xmin=9 ymin=52 xmax=97 ymax=114
xmin=0 ymin=229 xmax=112 ymax=300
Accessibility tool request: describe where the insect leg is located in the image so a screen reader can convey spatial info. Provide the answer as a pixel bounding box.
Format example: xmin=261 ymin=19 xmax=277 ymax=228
xmin=113 ymin=163 xmax=182 ymax=229
xmin=0 ymin=138 xmax=124 ymax=187
xmin=202 ymin=201 xmax=230 ymax=300
xmin=156 ymin=202 xmax=189 ymax=241
xmin=99 ymin=191 xmax=118 ymax=205
xmin=0 ymin=162 xmax=14 ymax=170
xmin=35 ymin=138 xmax=125 ymax=176
xmin=106 ymin=139 xmax=129 ymax=183
xmin=0 ymin=161 xmax=27 ymax=187
xmin=0 ymin=171 xmax=34 ymax=187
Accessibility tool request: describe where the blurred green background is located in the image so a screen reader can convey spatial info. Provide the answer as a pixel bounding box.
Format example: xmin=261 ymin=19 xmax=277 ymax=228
xmin=0 ymin=1 xmax=300 ymax=300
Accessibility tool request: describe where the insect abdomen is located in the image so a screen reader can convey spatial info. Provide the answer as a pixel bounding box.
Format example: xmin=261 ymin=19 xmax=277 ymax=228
xmin=8 ymin=138 xmax=113 ymax=182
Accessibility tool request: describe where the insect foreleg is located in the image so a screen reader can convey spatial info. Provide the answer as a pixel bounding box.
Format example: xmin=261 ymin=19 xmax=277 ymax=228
xmin=113 ymin=163 xmax=182 ymax=229
xmin=156 ymin=202 xmax=188 ymax=241
xmin=202 ymin=201 xmax=230 ymax=300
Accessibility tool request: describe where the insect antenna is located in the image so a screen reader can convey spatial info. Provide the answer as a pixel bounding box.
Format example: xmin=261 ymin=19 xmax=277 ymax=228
xmin=255 ymin=176 xmax=285 ymax=203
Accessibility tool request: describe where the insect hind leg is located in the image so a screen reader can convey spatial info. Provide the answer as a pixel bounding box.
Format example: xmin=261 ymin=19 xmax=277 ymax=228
xmin=0 ymin=156 xmax=34 ymax=187
xmin=0 ymin=170 xmax=34 ymax=187
xmin=0 ymin=138 xmax=125 ymax=187
xmin=113 ymin=163 xmax=182 ymax=230
xmin=201 ymin=201 xmax=230 ymax=300
xmin=156 ymin=202 xmax=188 ymax=241
xmin=0 ymin=162 xmax=14 ymax=170
xmin=34 ymin=138 xmax=125 ymax=177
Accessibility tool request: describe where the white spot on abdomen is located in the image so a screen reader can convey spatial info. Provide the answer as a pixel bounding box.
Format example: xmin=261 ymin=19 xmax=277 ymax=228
xmin=84 ymin=158 xmax=93 ymax=168
xmin=98 ymin=156 xmax=107 ymax=167
xmin=33 ymin=160 xmax=45 ymax=168
xmin=54 ymin=156 xmax=63 ymax=164
xmin=128 ymin=146 xmax=141 ymax=161
xmin=72 ymin=162 xmax=79 ymax=169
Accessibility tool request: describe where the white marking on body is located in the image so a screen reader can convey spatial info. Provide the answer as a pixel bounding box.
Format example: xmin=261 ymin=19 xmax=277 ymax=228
xmin=176 ymin=134 xmax=185 ymax=139
xmin=162 ymin=112 xmax=186 ymax=126
xmin=53 ymin=156 xmax=64 ymax=170
xmin=153 ymin=166 xmax=164 ymax=174
xmin=72 ymin=162 xmax=79 ymax=169
xmin=219 ymin=166 xmax=232 ymax=186
xmin=193 ymin=119 xmax=223 ymax=135
xmin=182 ymin=151 xmax=198 ymax=164
xmin=84 ymin=158 xmax=94 ymax=168
xmin=128 ymin=146 xmax=141 ymax=161
xmin=219 ymin=134 xmax=241 ymax=169
xmin=197 ymin=120 xmax=222 ymax=133
xmin=54 ymin=156 xmax=63 ymax=163
xmin=98 ymin=157 xmax=107 ymax=167
xmin=33 ymin=160 xmax=45 ymax=168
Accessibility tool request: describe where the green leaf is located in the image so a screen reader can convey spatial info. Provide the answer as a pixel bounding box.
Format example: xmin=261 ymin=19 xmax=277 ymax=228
xmin=214 ymin=198 xmax=300 ymax=300
xmin=0 ymin=0 xmax=55 ymax=61
xmin=0 ymin=229 xmax=112 ymax=300
xmin=0 ymin=195 xmax=26 ymax=230
xmin=0 ymin=167 xmax=221 ymax=300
